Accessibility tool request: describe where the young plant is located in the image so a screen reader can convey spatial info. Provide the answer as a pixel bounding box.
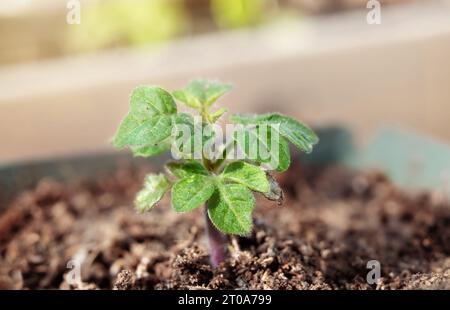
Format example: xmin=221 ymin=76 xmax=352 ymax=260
xmin=112 ymin=80 xmax=318 ymax=267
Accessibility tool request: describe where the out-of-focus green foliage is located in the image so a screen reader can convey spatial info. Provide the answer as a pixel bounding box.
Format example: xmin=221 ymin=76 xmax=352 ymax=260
xmin=210 ymin=0 xmax=272 ymax=29
xmin=68 ymin=0 xmax=285 ymax=53
xmin=70 ymin=0 xmax=187 ymax=51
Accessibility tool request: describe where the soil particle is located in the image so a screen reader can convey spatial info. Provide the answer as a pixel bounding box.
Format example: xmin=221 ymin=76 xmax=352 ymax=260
xmin=1 ymin=163 xmax=450 ymax=290
xmin=114 ymin=270 xmax=136 ymax=290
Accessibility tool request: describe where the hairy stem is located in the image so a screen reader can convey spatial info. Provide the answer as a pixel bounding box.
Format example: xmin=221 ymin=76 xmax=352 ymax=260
xmin=204 ymin=204 xmax=227 ymax=267
xmin=201 ymin=106 xmax=227 ymax=267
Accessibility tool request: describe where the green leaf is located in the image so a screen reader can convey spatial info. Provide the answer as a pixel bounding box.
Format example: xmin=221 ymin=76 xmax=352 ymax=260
xmin=173 ymin=80 xmax=232 ymax=108
xmin=207 ymin=182 xmax=255 ymax=235
xmin=172 ymin=80 xmax=205 ymax=108
xmin=205 ymin=82 xmax=232 ymax=106
xmin=130 ymin=86 xmax=177 ymax=119
xmin=113 ymin=86 xmax=177 ymax=149
xmin=276 ymin=136 xmax=291 ymax=172
xmin=233 ymin=125 xmax=290 ymax=172
xmin=172 ymin=90 xmax=198 ymax=109
xmin=135 ymin=174 xmax=170 ymax=212
xmin=210 ymin=107 xmax=228 ymax=122
xmin=221 ymin=161 xmax=269 ymax=193
xmin=131 ymin=139 xmax=171 ymax=157
xmin=113 ymin=114 xmax=173 ymax=148
xmin=232 ymin=113 xmax=319 ymax=153
xmin=166 ymin=161 xmax=208 ymax=178
xmin=262 ymin=172 xmax=284 ymax=205
xmin=171 ymin=175 xmax=216 ymax=213
xmin=267 ymin=114 xmax=318 ymax=153
xmin=172 ymin=112 xmax=196 ymax=130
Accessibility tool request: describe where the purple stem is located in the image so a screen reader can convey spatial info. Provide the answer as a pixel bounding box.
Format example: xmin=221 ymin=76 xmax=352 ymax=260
xmin=204 ymin=204 xmax=227 ymax=267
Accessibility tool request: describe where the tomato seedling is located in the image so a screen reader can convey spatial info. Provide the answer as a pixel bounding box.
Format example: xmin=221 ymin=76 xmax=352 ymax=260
xmin=113 ymin=80 xmax=318 ymax=267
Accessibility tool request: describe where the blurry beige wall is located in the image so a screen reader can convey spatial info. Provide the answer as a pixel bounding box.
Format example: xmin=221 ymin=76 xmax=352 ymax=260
xmin=0 ymin=0 xmax=449 ymax=164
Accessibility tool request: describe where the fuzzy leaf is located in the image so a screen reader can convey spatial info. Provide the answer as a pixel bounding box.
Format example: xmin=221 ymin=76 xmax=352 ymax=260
xmin=210 ymin=107 xmax=228 ymax=122
xmin=233 ymin=125 xmax=290 ymax=172
xmin=135 ymin=174 xmax=170 ymax=212
xmin=130 ymin=86 xmax=177 ymax=119
xmin=207 ymin=182 xmax=255 ymax=235
xmin=172 ymin=80 xmax=205 ymax=108
xmin=113 ymin=114 xmax=173 ymax=148
xmin=113 ymin=86 xmax=177 ymax=149
xmin=173 ymin=80 xmax=232 ymax=108
xmin=221 ymin=161 xmax=269 ymax=193
xmin=131 ymin=139 xmax=171 ymax=157
xmin=276 ymin=137 xmax=291 ymax=172
xmin=205 ymin=82 xmax=232 ymax=106
xmin=171 ymin=175 xmax=215 ymax=213
xmin=172 ymin=90 xmax=199 ymax=109
xmin=173 ymin=112 xmax=196 ymax=130
xmin=166 ymin=161 xmax=208 ymax=178
xmin=232 ymin=113 xmax=319 ymax=153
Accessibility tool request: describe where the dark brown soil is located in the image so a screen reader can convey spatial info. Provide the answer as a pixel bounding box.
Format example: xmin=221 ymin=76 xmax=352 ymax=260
xmin=1 ymin=162 xmax=450 ymax=290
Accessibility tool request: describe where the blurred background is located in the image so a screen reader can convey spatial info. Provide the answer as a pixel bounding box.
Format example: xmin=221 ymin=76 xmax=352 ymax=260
xmin=0 ymin=0 xmax=450 ymax=181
